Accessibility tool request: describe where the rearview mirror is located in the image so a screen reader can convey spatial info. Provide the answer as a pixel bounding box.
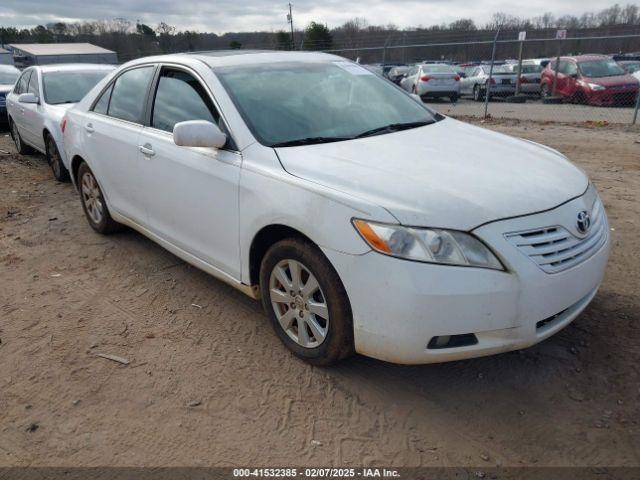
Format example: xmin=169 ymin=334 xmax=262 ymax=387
xmin=173 ymin=120 xmax=227 ymax=149
xmin=18 ymin=93 xmax=39 ymax=104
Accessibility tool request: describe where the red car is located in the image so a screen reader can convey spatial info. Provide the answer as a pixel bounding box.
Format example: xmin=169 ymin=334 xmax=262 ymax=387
xmin=540 ymin=55 xmax=639 ymax=106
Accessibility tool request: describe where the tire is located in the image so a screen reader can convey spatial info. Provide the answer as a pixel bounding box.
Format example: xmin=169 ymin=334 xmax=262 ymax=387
xmin=540 ymin=83 xmax=550 ymax=99
xmin=473 ymin=85 xmax=483 ymax=102
xmin=45 ymin=135 xmax=70 ymax=182
xmin=77 ymin=162 xmax=122 ymax=234
xmin=9 ymin=118 xmax=33 ymax=155
xmin=449 ymin=93 xmax=459 ymax=103
xmin=259 ymin=238 xmax=354 ymax=366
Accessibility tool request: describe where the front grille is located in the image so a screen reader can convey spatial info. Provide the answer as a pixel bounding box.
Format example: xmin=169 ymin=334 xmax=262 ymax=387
xmin=504 ymin=198 xmax=607 ymax=274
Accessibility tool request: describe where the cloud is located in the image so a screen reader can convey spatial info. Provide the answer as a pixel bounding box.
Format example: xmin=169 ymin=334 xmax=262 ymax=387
xmin=0 ymin=0 xmax=621 ymax=33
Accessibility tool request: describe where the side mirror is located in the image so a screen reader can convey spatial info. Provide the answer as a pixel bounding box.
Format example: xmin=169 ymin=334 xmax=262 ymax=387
xmin=570 ymin=73 xmax=578 ymax=79
xmin=173 ymin=120 xmax=227 ymax=149
xmin=18 ymin=92 xmax=39 ymax=104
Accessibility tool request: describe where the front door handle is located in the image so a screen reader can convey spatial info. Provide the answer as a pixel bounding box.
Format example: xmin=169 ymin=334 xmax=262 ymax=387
xmin=139 ymin=144 xmax=155 ymax=157
xmin=85 ymin=123 xmax=94 ymax=133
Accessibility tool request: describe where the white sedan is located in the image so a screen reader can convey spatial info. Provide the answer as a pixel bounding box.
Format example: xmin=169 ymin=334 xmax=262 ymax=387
xmin=63 ymin=52 xmax=609 ymax=365
xmin=6 ymin=64 xmax=114 ymax=181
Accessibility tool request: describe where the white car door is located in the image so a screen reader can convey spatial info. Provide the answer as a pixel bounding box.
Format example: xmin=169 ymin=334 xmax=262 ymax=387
xmin=20 ymin=69 xmax=46 ymax=151
xmin=136 ymin=66 xmax=241 ymax=278
xmin=8 ymin=69 xmax=32 ymax=137
xmin=80 ymin=65 xmax=156 ymax=224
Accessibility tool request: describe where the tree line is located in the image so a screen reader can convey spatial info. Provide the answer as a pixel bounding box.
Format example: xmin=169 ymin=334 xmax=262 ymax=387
xmin=0 ymin=3 xmax=638 ymax=63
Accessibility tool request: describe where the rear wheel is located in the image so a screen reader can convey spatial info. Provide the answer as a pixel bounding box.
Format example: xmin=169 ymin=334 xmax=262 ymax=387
xmin=45 ymin=135 xmax=70 ymax=182
xmin=540 ymin=83 xmax=550 ymax=99
xmin=259 ymin=238 xmax=354 ymax=366
xmin=10 ymin=119 xmax=32 ymax=155
xmin=473 ymin=84 xmax=483 ymax=102
xmin=77 ymin=162 xmax=122 ymax=234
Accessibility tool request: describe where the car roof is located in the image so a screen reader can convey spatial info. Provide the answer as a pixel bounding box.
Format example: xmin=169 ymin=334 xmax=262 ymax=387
xmin=123 ymin=50 xmax=345 ymax=69
xmin=561 ymin=55 xmax=611 ymax=62
xmin=29 ymin=63 xmax=117 ymax=74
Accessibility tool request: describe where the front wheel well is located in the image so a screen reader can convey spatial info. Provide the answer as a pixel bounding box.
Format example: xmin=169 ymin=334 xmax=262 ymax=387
xmin=249 ymin=224 xmax=316 ymax=286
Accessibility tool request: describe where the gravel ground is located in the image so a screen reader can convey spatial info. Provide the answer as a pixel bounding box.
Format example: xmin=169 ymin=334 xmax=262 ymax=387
xmin=0 ymin=120 xmax=639 ymax=468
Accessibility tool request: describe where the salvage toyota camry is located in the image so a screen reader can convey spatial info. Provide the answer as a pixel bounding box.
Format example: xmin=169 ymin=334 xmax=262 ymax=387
xmin=62 ymin=51 xmax=610 ymax=365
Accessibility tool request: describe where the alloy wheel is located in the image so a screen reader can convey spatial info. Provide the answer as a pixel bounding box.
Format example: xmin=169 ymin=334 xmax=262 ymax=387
xmin=269 ymin=259 xmax=329 ymax=348
xmin=81 ymin=171 xmax=104 ymax=225
xmin=48 ymin=138 xmax=61 ymax=178
xmin=11 ymin=122 xmax=21 ymax=151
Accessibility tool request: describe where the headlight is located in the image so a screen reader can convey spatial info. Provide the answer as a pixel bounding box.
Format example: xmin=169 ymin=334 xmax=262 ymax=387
xmin=587 ymin=83 xmax=605 ymax=91
xmin=352 ymin=219 xmax=504 ymax=270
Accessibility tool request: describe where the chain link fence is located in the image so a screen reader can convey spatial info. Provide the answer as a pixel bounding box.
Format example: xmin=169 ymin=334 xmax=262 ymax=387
xmin=326 ymin=33 xmax=640 ymax=125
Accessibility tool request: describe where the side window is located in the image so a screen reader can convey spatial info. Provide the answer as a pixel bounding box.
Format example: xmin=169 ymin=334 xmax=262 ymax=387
xmin=27 ymin=71 xmax=39 ymax=96
xmin=107 ymin=66 xmax=154 ymax=123
xmin=151 ymin=68 xmax=219 ymax=133
xmin=565 ymin=62 xmax=578 ymax=76
xmin=92 ymin=83 xmax=113 ymax=115
xmin=14 ymin=70 xmax=31 ymax=94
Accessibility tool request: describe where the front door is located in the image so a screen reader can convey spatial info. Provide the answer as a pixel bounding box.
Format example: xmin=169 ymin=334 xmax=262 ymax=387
xmin=136 ymin=66 xmax=241 ymax=279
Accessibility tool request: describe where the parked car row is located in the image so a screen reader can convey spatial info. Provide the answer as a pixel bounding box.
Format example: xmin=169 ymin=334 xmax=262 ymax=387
xmin=4 ymin=51 xmax=610 ymax=367
xmin=370 ymin=54 xmax=639 ymax=106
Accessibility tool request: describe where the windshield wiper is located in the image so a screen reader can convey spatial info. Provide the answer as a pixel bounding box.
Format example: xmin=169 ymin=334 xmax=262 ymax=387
xmin=271 ymin=136 xmax=352 ymax=148
xmin=355 ymin=120 xmax=433 ymax=139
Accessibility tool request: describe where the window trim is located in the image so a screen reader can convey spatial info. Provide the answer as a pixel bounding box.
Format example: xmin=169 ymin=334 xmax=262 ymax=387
xmin=14 ymin=69 xmax=32 ymax=95
xmin=27 ymin=69 xmax=40 ymax=97
xmin=146 ymin=62 xmax=239 ymax=152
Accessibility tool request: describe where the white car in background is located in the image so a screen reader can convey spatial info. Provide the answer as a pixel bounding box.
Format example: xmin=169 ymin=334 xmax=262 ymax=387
xmin=400 ymin=63 xmax=461 ymax=101
xmin=63 ymin=51 xmax=609 ymax=365
xmin=6 ymin=64 xmax=115 ymax=181
xmin=0 ymin=65 xmax=20 ymax=122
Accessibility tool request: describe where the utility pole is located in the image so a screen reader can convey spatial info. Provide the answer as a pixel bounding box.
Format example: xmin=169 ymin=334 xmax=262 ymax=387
xmin=484 ymin=26 xmax=501 ymax=119
xmin=287 ymin=3 xmax=295 ymax=50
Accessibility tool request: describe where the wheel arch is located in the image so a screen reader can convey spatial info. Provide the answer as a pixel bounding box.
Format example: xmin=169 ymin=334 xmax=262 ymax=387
xmin=70 ymin=154 xmax=86 ymax=187
xmin=248 ymin=224 xmax=318 ymax=287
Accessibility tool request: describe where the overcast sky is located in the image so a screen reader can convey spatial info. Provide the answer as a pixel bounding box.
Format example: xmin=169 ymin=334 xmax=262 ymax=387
xmin=0 ymin=0 xmax=628 ymax=33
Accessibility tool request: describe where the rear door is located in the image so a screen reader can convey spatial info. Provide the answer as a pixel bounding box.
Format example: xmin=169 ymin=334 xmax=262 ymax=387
xmin=81 ymin=65 xmax=156 ymax=224
xmin=136 ymin=65 xmax=242 ymax=278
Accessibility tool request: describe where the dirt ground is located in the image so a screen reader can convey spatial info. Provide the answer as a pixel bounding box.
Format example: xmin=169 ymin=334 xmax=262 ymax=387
xmin=0 ymin=120 xmax=639 ymax=468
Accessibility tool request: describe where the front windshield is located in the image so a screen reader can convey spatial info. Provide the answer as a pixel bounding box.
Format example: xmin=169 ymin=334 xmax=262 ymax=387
xmin=43 ymin=70 xmax=111 ymax=105
xmin=578 ymin=60 xmax=625 ymax=78
xmin=215 ymin=61 xmax=438 ymax=147
xmin=0 ymin=70 xmax=19 ymax=84
xmin=622 ymin=62 xmax=640 ymax=74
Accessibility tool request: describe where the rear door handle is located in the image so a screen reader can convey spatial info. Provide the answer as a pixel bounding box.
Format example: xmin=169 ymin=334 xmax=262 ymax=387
xmin=85 ymin=123 xmax=94 ymax=133
xmin=139 ymin=144 xmax=155 ymax=157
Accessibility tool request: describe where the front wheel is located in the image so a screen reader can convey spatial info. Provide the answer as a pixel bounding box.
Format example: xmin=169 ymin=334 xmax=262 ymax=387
xmin=259 ymin=238 xmax=354 ymax=366
xmin=540 ymin=83 xmax=550 ymax=99
xmin=473 ymin=84 xmax=483 ymax=102
xmin=46 ymin=136 xmax=70 ymax=182
xmin=77 ymin=162 xmax=122 ymax=234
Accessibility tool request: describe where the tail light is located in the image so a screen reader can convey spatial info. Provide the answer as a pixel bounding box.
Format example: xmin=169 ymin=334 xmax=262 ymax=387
xmin=420 ymin=75 xmax=432 ymax=82
xmin=454 ymin=75 xmax=460 ymax=81
xmin=60 ymin=117 xmax=67 ymax=134
xmin=519 ymin=76 xmax=529 ymax=83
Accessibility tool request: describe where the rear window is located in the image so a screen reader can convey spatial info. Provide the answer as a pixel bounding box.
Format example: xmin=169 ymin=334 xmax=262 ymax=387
xmin=43 ymin=70 xmax=112 ymax=105
xmin=422 ymin=64 xmax=456 ymax=74
xmin=521 ymin=64 xmax=543 ymax=74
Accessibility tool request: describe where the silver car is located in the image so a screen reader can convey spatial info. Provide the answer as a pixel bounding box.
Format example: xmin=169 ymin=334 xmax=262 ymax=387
xmin=6 ymin=64 xmax=115 ymax=181
xmin=0 ymin=65 xmax=20 ymax=122
xmin=504 ymin=61 xmax=544 ymax=94
xmin=460 ymin=64 xmax=518 ymax=101
xmin=400 ymin=64 xmax=461 ymax=102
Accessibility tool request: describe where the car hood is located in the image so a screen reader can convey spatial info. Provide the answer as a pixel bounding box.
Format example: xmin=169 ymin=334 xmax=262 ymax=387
xmin=585 ymin=74 xmax=639 ymax=87
xmin=275 ymin=118 xmax=588 ymax=230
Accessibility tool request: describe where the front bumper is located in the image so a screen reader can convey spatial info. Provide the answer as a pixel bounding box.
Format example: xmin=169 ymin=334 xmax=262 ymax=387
xmin=323 ymin=193 xmax=610 ymax=364
xmin=584 ymin=88 xmax=638 ymax=106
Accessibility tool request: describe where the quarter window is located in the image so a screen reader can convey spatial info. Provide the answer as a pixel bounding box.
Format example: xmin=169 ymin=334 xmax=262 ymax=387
xmin=92 ymin=84 xmax=113 ymax=115
xmin=151 ymin=68 xmax=219 ymax=133
xmin=107 ymin=66 xmax=154 ymax=123
xmin=14 ymin=70 xmax=31 ymax=94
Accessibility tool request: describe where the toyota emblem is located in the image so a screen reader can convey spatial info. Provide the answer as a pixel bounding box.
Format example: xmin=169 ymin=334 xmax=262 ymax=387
xmin=576 ymin=210 xmax=591 ymax=234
